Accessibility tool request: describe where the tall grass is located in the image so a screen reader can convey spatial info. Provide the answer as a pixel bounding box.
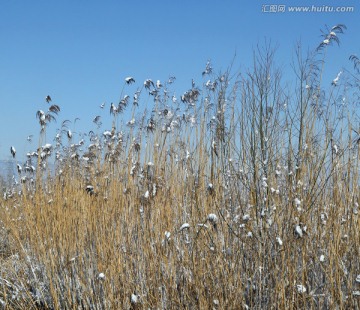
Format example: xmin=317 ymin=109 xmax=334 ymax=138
xmin=1 ymin=26 xmax=359 ymax=309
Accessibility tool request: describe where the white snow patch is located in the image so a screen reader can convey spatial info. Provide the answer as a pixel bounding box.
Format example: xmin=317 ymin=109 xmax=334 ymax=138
xmin=180 ymin=223 xmax=190 ymax=231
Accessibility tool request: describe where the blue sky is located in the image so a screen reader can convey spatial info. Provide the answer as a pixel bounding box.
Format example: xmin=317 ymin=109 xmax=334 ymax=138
xmin=0 ymin=0 xmax=359 ymax=160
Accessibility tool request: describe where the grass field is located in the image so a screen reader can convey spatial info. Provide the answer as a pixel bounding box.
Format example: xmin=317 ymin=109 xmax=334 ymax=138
xmin=1 ymin=26 xmax=359 ymax=309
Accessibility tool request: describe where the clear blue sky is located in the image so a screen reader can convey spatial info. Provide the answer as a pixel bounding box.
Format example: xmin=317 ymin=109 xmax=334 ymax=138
xmin=0 ymin=0 xmax=359 ymax=160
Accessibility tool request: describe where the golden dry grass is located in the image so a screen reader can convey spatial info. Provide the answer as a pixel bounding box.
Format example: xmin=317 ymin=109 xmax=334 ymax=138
xmin=1 ymin=32 xmax=360 ymax=309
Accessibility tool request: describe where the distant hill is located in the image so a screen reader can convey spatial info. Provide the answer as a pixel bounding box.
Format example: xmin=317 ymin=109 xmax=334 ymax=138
xmin=0 ymin=159 xmax=16 ymax=178
xmin=0 ymin=159 xmax=17 ymax=187
xmin=0 ymin=159 xmax=55 ymax=187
